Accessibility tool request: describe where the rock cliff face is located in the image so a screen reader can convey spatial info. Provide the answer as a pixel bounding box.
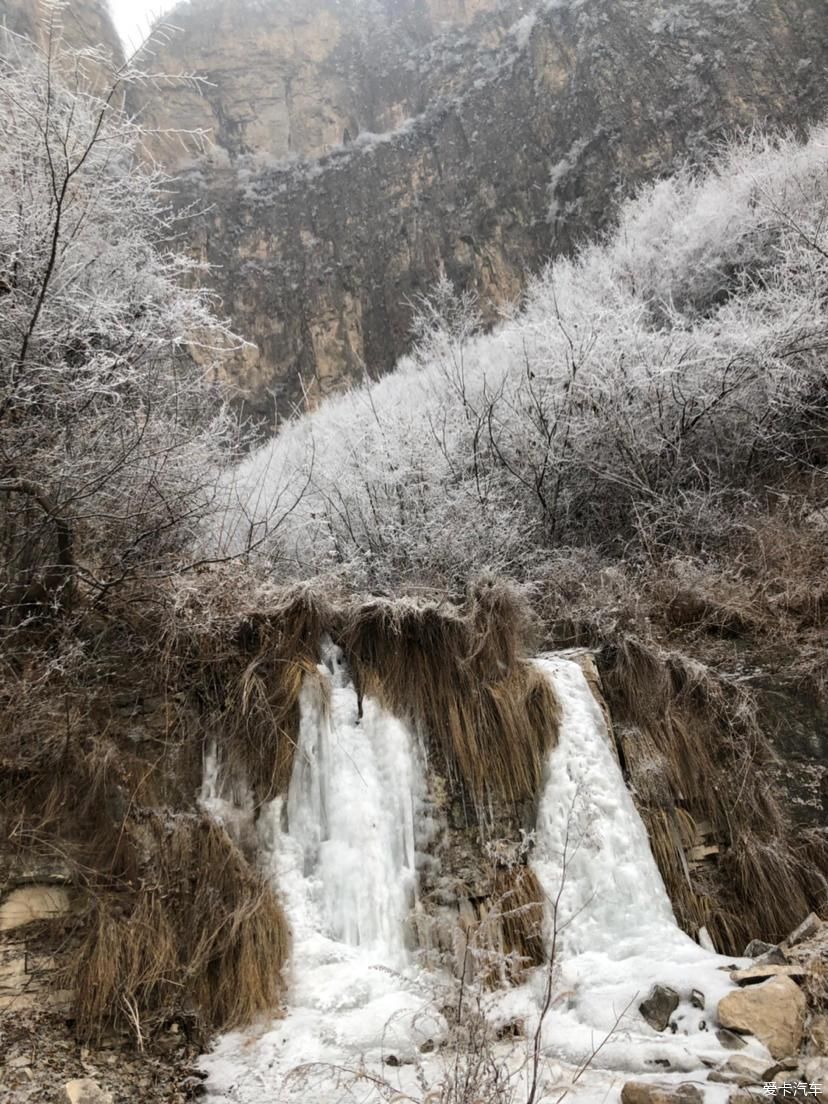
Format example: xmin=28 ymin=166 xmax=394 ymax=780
xmin=140 ymin=0 xmax=828 ymax=423
xmin=142 ymin=0 xmax=531 ymax=165
xmin=0 ymin=0 xmax=121 ymax=64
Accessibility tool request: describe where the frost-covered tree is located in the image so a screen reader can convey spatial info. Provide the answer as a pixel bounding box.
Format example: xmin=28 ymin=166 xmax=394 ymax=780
xmin=0 ymin=17 xmax=240 ymax=615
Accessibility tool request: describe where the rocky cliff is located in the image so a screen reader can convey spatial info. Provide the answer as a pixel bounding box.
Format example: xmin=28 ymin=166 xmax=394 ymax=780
xmin=141 ymin=0 xmax=531 ymax=165
xmin=0 ymin=0 xmax=121 ymax=64
xmin=139 ymin=0 xmax=828 ymax=423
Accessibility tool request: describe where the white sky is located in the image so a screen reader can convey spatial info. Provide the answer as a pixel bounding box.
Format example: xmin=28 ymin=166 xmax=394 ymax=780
xmin=107 ymin=0 xmax=176 ymax=54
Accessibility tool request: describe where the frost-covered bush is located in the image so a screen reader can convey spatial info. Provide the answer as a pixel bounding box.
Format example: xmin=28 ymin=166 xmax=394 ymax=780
xmin=0 ymin=26 xmax=239 ymax=611
xmin=217 ymin=124 xmax=828 ymax=591
xmin=609 ymin=129 xmax=828 ymax=319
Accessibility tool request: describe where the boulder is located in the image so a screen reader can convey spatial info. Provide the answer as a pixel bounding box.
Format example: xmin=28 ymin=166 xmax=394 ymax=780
xmin=718 ymin=976 xmax=806 ymax=1059
xmin=621 ymin=1082 xmax=704 ymax=1104
xmin=762 ymin=1058 xmax=801 ymax=1081
xmin=640 ymin=985 xmax=680 ymax=1031
xmin=708 ymin=1054 xmax=774 ymax=1086
xmin=709 ymin=1072 xmax=754 ymax=1087
xmin=717 ymin=1028 xmax=748 ymax=1050
xmin=64 ymin=1081 xmax=114 ymax=1104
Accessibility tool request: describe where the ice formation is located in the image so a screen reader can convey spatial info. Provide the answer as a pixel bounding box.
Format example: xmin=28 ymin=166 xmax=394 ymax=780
xmin=200 ymin=653 xmax=761 ymax=1103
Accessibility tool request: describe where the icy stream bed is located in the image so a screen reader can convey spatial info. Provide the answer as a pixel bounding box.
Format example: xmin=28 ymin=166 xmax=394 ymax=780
xmin=200 ymin=652 xmax=764 ymax=1103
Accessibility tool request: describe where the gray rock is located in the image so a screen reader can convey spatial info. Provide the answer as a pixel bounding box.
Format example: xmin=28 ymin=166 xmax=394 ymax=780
xmin=744 ymin=940 xmax=776 ymax=958
xmin=709 ymin=1071 xmax=753 ymax=1086
xmin=762 ymin=1057 xmax=800 ymax=1081
xmin=754 ymin=946 xmax=789 ymax=967
xmin=640 ymin=985 xmax=680 ymax=1032
xmin=710 ymin=1054 xmax=773 ymax=1086
xmin=783 ymin=913 xmax=822 ymax=948
xmin=716 ymin=1028 xmax=748 ymax=1050
xmin=726 ymin=1055 xmax=771 ymax=1079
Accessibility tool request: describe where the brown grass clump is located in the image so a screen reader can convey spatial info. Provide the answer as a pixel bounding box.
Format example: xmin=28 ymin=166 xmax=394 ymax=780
xmin=164 ymin=575 xmax=330 ymax=804
xmin=67 ymin=812 xmax=289 ymax=1044
xmin=488 ymin=863 xmax=546 ymax=981
xmin=341 ymin=579 xmax=560 ymax=810
xmin=0 ymin=594 xmax=291 ymax=1046
xmin=599 ymin=635 xmax=828 ymax=952
xmin=432 ymin=861 xmax=547 ymax=987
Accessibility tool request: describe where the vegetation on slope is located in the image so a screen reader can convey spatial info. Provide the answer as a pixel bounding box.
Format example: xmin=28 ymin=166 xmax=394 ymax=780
xmin=0 ymin=24 xmax=288 ymax=1043
xmin=225 ymin=125 xmax=828 ymax=601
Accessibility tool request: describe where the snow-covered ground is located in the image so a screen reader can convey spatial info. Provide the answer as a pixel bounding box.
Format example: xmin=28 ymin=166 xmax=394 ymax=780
xmin=199 ymin=654 xmax=766 ymax=1104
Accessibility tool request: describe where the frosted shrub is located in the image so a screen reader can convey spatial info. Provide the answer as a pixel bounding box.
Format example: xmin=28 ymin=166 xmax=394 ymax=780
xmin=218 ymin=123 xmax=828 ymax=590
xmin=609 ymin=128 xmax=828 ymax=319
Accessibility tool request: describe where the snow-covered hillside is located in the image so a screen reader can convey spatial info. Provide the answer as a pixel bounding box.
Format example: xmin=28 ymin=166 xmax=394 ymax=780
xmin=217 ymin=125 xmax=828 ymax=592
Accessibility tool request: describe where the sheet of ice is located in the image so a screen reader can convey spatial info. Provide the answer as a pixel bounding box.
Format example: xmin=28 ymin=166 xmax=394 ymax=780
xmin=283 ymin=638 xmax=420 ymax=962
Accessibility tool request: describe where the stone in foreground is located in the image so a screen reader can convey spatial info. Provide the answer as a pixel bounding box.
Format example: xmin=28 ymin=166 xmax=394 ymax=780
xmin=639 ymin=985 xmax=680 ymax=1031
xmin=64 ymin=1081 xmax=113 ymax=1104
xmin=717 ymin=975 xmax=806 ymax=1060
xmin=711 ymin=1054 xmax=774 ymax=1086
xmin=621 ymin=1081 xmax=703 ymax=1104
xmin=730 ymin=964 xmax=804 ymax=985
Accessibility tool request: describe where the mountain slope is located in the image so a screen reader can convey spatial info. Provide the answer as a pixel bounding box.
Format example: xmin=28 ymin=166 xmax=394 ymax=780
xmin=141 ymin=0 xmax=828 ymax=422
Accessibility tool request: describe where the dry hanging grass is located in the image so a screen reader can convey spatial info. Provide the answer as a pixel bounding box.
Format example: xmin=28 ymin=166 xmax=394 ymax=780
xmin=163 ymin=575 xmax=331 ymax=803
xmin=424 ymin=861 xmax=547 ymax=987
xmin=67 ymin=812 xmax=289 ymax=1044
xmin=599 ymin=635 xmax=828 ymax=952
xmin=0 ymin=605 xmax=290 ymax=1045
xmin=341 ymin=579 xmax=560 ymax=810
xmin=485 ymin=863 xmax=547 ymax=983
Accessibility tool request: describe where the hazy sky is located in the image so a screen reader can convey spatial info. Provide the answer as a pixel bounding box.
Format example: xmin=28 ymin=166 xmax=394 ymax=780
xmin=108 ymin=0 xmax=175 ymax=53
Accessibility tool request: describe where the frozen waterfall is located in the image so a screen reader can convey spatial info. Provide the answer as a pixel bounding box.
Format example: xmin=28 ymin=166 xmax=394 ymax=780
xmin=494 ymin=656 xmax=751 ymax=1076
xmin=284 ymin=637 xmax=421 ymax=962
xmin=201 ymin=652 xmax=752 ymax=1103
